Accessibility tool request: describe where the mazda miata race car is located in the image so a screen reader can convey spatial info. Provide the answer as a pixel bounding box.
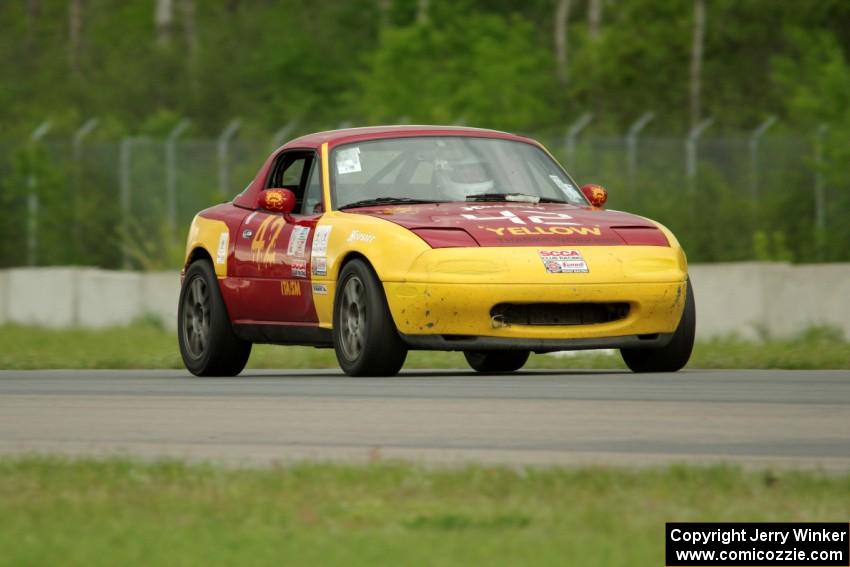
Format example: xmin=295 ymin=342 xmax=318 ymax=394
xmin=178 ymin=126 xmax=694 ymax=377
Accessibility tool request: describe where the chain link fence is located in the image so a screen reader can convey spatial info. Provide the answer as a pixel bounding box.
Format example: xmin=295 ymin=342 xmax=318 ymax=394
xmin=0 ymin=130 xmax=844 ymax=270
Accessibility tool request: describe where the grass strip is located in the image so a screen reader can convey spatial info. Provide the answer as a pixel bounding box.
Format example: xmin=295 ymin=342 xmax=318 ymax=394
xmin=1 ymin=457 xmax=848 ymax=567
xmin=0 ymin=323 xmax=848 ymax=370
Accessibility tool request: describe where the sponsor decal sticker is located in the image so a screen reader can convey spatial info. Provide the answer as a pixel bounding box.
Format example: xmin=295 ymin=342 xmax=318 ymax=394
xmin=280 ymin=280 xmax=301 ymax=296
xmin=538 ymin=249 xmax=589 ymax=273
xmin=291 ymin=260 xmax=307 ymax=278
xmin=312 ymin=226 xmax=332 ymax=257
xmin=336 ymin=147 xmax=362 ymax=174
xmin=216 ymin=232 xmax=228 ymax=265
xmin=312 ymin=257 xmax=327 ymax=276
xmin=287 ymin=225 xmax=311 ymax=257
xmin=346 ymin=229 xmax=376 ymax=243
xmin=312 ymin=283 xmax=328 ymax=295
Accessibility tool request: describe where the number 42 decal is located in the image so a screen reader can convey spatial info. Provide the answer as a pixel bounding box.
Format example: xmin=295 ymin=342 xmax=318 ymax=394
xmin=251 ymin=216 xmax=285 ymax=265
xmin=460 ymin=209 xmax=579 ymax=226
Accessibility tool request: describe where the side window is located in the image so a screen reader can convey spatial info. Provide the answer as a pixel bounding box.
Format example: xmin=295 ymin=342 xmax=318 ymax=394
xmin=301 ymin=159 xmax=323 ymax=215
xmin=281 ymin=159 xmax=305 ymax=186
xmin=266 ymin=151 xmax=316 ymax=212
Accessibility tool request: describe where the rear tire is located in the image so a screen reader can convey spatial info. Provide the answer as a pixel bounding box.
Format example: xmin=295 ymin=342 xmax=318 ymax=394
xmin=333 ymin=259 xmax=408 ymax=377
xmin=178 ymin=260 xmax=251 ymax=377
xmin=620 ymin=279 xmax=695 ymax=373
xmin=464 ymin=350 xmax=530 ymax=373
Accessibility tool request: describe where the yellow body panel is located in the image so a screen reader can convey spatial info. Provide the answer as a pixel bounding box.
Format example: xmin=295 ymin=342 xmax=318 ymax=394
xmin=310 ymin=211 xmax=432 ymax=328
xmin=184 ymin=215 xmax=230 ymax=278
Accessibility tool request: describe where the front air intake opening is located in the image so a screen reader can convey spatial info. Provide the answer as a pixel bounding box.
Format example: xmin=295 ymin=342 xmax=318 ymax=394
xmin=491 ymin=302 xmax=629 ymax=326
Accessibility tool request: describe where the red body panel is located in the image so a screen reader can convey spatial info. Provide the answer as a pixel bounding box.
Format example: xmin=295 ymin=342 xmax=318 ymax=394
xmin=227 ymin=210 xmax=321 ymax=324
xmin=194 ymin=204 xmax=321 ymax=325
xmin=350 ymin=202 xmax=660 ymax=247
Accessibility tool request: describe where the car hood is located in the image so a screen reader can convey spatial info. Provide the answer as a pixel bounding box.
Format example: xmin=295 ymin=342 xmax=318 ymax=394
xmin=347 ymin=202 xmax=658 ymax=246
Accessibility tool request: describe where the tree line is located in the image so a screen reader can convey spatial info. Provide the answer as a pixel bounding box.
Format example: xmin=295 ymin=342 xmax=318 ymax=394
xmin=2 ymin=0 xmax=849 ymax=139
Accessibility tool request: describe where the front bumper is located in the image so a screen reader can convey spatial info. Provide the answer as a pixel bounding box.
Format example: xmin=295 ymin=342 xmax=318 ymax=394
xmin=382 ymin=245 xmax=688 ymax=347
xmin=384 ymin=280 xmax=687 ymax=344
xmin=400 ymin=332 xmax=675 ymax=352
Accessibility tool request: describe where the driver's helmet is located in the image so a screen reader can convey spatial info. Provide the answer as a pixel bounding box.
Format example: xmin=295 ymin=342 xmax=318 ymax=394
xmin=434 ymin=154 xmax=494 ymax=200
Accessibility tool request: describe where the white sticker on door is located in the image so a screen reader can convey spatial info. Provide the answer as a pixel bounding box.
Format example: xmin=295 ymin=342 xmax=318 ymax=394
xmin=312 ymin=225 xmax=332 ymax=257
xmin=216 ymin=232 xmax=228 ymax=265
xmin=287 ymin=226 xmax=311 ymax=257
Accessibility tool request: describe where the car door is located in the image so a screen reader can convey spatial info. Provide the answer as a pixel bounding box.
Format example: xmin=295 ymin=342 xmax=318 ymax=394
xmin=230 ymin=150 xmax=323 ymax=324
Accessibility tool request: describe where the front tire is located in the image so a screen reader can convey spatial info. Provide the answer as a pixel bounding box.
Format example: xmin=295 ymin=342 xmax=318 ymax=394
xmin=620 ymin=279 xmax=695 ymax=373
xmin=333 ymin=259 xmax=408 ymax=377
xmin=178 ymin=260 xmax=251 ymax=376
xmin=464 ymin=350 xmax=530 ymax=373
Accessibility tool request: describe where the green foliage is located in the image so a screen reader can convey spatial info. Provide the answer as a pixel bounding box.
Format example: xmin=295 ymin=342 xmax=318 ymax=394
xmin=1 ymin=1 xmax=850 ymax=266
xmin=772 ymin=29 xmax=850 ymax=128
xmin=771 ymin=28 xmax=850 ymax=262
xmin=119 ymin=220 xmax=186 ymax=271
xmin=753 ymin=231 xmax=794 ymax=262
xmin=354 ymin=13 xmax=555 ymax=131
xmin=3 ymin=0 xmax=849 ymax=138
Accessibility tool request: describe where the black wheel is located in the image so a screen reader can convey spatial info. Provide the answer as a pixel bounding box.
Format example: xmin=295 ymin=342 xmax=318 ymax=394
xmin=464 ymin=350 xmax=530 ymax=373
xmin=178 ymin=260 xmax=251 ymax=376
xmin=621 ymin=279 xmax=696 ymax=373
xmin=333 ymin=259 xmax=408 ymax=377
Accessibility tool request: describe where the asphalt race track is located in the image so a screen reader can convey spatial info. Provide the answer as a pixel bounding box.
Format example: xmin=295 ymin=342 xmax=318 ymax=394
xmin=1 ymin=369 xmax=849 ymax=470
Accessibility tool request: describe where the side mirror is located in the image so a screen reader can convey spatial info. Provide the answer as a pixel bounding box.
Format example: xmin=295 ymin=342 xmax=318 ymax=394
xmin=581 ymin=184 xmax=608 ymax=208
xmin=259 ymin=189 xmax=296 ymax=214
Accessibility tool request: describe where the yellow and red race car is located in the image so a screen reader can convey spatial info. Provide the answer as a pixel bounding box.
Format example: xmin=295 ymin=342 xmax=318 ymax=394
xmin=178 ymin=126 xmax=694 ymax=376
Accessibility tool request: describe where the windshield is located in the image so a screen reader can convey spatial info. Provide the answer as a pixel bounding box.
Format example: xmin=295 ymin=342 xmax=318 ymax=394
xmin=330 ymin=136 xmax=587 ymax=209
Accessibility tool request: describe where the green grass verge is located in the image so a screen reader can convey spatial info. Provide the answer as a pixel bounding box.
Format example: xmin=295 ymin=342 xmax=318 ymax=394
xmin=1 ymin=457 xmax=848 ymax=567
xmin=0 ymin=323 xmax=848 ymax=370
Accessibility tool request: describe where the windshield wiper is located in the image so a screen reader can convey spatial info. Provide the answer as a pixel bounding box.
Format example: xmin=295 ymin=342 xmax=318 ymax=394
xmin=465 ymin=193 xmax=568 ymax=204
xmin=339 ymin=197 xmax=442 ymax=210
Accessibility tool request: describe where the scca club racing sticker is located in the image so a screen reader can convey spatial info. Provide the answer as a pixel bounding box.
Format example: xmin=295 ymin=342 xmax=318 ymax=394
xmin=291 ymin=260 xmax=307 ymax=278
xmin=538 ymin=249 xmax=589 ymax=273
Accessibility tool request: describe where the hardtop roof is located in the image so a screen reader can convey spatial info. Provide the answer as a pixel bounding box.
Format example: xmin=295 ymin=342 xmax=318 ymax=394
xmin=281 ymin=125 xmax=535 ymax=150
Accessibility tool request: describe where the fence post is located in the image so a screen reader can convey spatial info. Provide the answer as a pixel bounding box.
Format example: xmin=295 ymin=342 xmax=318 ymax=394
xmin=217 ymin=119 xmax=241 ymax=198
xmin=626 ymin=112 xmax=654 ymax=194
xmin=748 ymin=115 xmax=776 ymax=202
xmin=814 ymin=123 xmax=829 ymax=245
xmin=166 ymin=119 xmax=191 ymax=241
xmin=270 ymin=120 xmax=298 ymax=151
xmin=685 ymin=117 xmax=714 ymax=195
xmin=119 ymin=137 xmax=134 ymax=269
xmin=73 ymin=118 xmax=99 ymax=163
xmin=72 ymin=118 xmax=99 ymax=261
xmin=27 ymin=121 xmax=52 ymax=266
xmin=565 ymin=112 xmax=593 ymax=172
